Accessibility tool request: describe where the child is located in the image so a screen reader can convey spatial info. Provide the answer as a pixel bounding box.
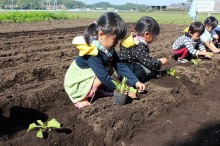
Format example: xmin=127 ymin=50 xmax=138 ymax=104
xmin=212 ymin=25 xmax=220 ymax=48
xmin=64 ymin=12 xmax=145 ymax=108
xmin=118 ymin=16 xmax=167 ymax=82
xmin=173 ymin=22 xmax=212 ymax=63
xmin=200 ymin=16 xmax=219 ymax=53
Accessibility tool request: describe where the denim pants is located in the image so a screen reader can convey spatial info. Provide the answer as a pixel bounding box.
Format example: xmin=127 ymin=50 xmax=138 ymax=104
xmin=116 ymin=62 xmax=157 ymax=83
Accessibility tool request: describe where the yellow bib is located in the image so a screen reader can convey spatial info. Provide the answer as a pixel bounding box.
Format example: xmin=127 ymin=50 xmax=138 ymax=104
xmin=122 ymin=33 xmax=139 ymax=48
xmin=183 ymin=27 xmax=189 ymax=33
xmin=72 ymin=36 xmax=98 ymax=56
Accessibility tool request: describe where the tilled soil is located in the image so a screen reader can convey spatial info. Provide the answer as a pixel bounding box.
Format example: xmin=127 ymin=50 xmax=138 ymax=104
xmin=0 ymin=19 xmax=219 ymax=146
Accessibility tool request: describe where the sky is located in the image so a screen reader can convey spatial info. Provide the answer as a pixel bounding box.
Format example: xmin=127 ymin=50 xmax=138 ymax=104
xmin=79 ymin=0 xmax=220 ymax=6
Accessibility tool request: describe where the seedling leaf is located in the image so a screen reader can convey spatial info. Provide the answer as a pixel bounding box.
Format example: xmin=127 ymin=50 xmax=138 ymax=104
xmin=121 ymin=77 xmax=128 ymax=94
xmin=37 ymin=120 xmax=46 ymax=128
xmin=27 ymin=123 xmax=38 ymax=132
xmin=122 ymin=77 xmax=127 ymax=84
xmin=37 ymin=120 xmax=44 ymax=126
xmin=167 ymin=68 xmax=175 ymax=76
xmin=47 ymin=119 xmax=61 ymax=128
xmin=170 ymin=68 xmax=175 ymax=76
xmin=112 ymin=80 xmax=120 ymax=91
xmin=128 ymin=87 xmax=137 ymax=94
xmin=176 ymin=76 xmax=180 ymax=79
xmin=191 ymin=59 xmax=201 ymax=66
xmin=37 ymin=129 xmax=43 ymax=138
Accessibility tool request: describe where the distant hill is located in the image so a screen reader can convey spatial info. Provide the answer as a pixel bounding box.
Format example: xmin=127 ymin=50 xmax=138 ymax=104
xmin=87 ymin=2 xmax=149 ymax=10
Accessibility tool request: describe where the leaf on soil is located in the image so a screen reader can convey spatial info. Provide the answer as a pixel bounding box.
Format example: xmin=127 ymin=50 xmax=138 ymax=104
xmin=47 ymin=119 xmax=61 ymax=128
xmin=176 ymin=76 xmax=180 ymax=79
xmin=37 ymin=129 xmax=44 ymax=138
xmin=27 ymin=123 xmax=38 ymax=132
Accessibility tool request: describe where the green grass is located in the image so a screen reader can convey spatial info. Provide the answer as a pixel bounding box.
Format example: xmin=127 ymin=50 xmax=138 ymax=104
xmin=67 ymin=11 xmax=220 ymax=25
xmin=0 ymin=11 xmax=220 ymax=25
xmin=0 ymin=11 xmax=73 ymax=23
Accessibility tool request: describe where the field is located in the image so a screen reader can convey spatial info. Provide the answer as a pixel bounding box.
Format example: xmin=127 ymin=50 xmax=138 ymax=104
xmin=0 ymin=12 xmax=220 ymax=145
xmin=1 ymin=11 xmax=220 ymax=24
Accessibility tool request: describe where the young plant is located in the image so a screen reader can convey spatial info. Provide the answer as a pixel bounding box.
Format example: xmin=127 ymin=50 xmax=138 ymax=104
xmin=167 ymin=68 xmax=175 ymax=76
xmin=27 ymin=118 xmax=61 ymax=138
xmin=112 ymin=77 xmax=137 ymax=94
xmin=191 ymin=59 xmax=201 ymax=66
xmin=167 ymin=68 xmax=180 ymax=79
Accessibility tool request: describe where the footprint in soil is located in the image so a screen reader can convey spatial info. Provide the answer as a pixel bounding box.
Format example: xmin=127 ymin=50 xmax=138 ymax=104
xmin=32 ymin=68 xmax=55 ymax=81
xmin=0 ymin=105 xmax=48 ymax=137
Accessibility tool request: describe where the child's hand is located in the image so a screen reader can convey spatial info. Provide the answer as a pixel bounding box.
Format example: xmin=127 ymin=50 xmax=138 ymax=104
xmin=205 ymin=52 xmax=212 ymax=58
xmin=128 ymin=91 xmax=137 ymax=99
xmin=135 ymin=81 xmax=145 ymax=93
xmin=213 ymin=49 xmax=220 ymax=53
xmin=158 ymin=58 xmax=168 ymax=64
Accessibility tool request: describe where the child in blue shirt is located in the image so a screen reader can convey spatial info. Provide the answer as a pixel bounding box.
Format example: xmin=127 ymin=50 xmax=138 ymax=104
xmin=64 ymin=12 xmax=145 ymax=108
xmin=212 ymin=25 xmax=220 ymax=48
xmin=200 ymin=16 xmax=219 ymax=53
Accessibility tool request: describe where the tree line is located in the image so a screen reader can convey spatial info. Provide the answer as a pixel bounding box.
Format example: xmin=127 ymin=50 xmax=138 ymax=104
xmin=0 ymin=0 xmax=148 ymax=10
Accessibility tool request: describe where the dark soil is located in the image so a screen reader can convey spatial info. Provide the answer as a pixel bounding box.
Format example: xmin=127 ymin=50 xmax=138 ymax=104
xmin=0 ymin=19 xmax=219 ymax=146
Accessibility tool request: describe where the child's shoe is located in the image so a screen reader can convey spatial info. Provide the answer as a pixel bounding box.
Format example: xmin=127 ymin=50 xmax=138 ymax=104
xmin=74 ymin=98 xmax=91 ymax=109
xmin=178 ymin=58 xmax=189 ymax=63
xmin=74 ymin=87 xmax=97 ymax=109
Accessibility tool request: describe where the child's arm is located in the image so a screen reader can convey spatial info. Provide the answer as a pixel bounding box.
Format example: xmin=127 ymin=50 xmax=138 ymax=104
xmin=184 ymin=38 xmax=199 ymax=55
xmin=113 ymin=52 xmax=145 ymax=93
xmin=204 ymin=41 xmax=220 ymax=53
xmin=197 ymin=51 xmax=212 ymax=58
xmin=198 ymin=43 xmax=206 ymax=52
xmin=185 ymin=40 xmax=212 ymax=58
xmin=112 ymin=51 xmax=139 ymax=87
xmin=87 ymin=56 xmax=119 ymax=91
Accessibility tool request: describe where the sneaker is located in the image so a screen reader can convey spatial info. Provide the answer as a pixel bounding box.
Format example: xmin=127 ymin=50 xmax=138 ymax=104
xmin=178 ymin=58 xmax=189 ymax=63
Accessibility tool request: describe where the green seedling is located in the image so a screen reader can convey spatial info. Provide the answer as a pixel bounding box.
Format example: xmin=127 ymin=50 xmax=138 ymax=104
xmin=112 ymin=77 xmax=137 ymax=94
xmin=167 ymin=68 xmax=175 ymax=76
xmin=191 ymin=59 xmax=201 ymax=66
xmin=176 ymin=76 xmax=180 ymax=79
xmin=167 ymin=68 xmax=180 ymax=79
xmin=27 ymin=118 xmax=61 ymax=138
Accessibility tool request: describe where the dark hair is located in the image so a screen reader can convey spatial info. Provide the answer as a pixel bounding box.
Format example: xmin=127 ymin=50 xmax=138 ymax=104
xmin=134 ymin=16 xmax=160 ymax=39
xmin=189 ymin=21 xmax=205 ymax=35
xmin=83 ymin=12 xmax=127 ymax=45
xmin=204 ymin=16 xmax=218 ymax=28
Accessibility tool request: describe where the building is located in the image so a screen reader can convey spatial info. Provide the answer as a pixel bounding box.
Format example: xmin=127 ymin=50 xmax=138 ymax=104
xmin=150 ymin=6 xmax=167 ymax=10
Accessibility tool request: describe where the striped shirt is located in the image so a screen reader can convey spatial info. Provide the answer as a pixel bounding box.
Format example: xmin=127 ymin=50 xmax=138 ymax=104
xmin=173 ymin=34 xmax=206 ymax=55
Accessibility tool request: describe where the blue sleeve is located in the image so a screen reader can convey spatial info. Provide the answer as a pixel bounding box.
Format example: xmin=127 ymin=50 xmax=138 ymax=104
xmin=112 ymin=51 xmax=139 ymax=87
xmin=86 ymin=56 xmax=116 ymax=91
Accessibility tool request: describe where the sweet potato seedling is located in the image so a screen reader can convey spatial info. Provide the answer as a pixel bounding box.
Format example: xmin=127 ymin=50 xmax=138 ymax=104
xmin=167 ymin=68 xmax=180 ymax=79
xmin=27 ymin=118 xmax=61 ymax=138
xmin=191 ymin=59 xmax=201 ymax=66
xmin=112 ymin=77 xmax=137 ymax=94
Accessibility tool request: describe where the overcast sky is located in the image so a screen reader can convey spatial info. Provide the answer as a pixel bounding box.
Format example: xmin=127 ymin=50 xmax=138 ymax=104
xmin=78 ymin=0 xmax=220 ymax=6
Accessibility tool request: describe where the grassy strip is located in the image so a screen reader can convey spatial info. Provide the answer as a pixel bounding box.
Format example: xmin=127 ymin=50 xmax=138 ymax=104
xmin=0 ymin=11 xmax=220 ymax=24
xmin=67 ymin=11 xmax=220 ymax=25
xmin=0 ymin=11 xmax=73 ymax=23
